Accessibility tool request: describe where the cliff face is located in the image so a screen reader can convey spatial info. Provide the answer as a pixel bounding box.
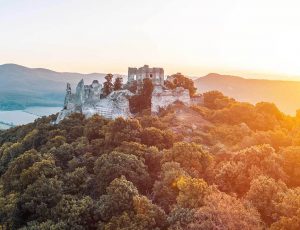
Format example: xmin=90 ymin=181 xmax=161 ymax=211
xmin=56 ymin=79 xmax=134 ymax=123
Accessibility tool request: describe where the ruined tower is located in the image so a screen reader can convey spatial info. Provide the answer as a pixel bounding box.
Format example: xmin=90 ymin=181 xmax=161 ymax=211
xmin=127 ymin=65 xmax=164 ymax=91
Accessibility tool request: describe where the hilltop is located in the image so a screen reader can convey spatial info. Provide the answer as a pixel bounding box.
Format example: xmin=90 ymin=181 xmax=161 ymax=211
xmin=195 ymin=73 xmax=300 ymax=115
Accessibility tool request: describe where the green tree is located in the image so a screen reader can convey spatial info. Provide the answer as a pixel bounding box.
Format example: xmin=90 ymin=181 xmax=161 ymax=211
xmin=129 ymin=78 xmax=154 ymax=113
xmin=175 ymin=176 xmax=209 ymax=209
xmin=0 ymin=185 xmax=20 ymax=229
xmin=19 ymin=176 xmax=63 ymax=222
xmin=105 ymin=117 xmax=142 ymax=147
xmin=94 ymin=176 xmax=138 ymax=222
xmin=94 ymin=151 xmax=150 ymax=194
xmin=162 ymin=142 xmax=214 ymax=179
xmin=84 ymin=114 xmax=108 ymax=141
xmin=105 ymin=195 xmax=167 ymax=230
xmin=141 ymin=127 xmax=174 ymax=149
xmin=1 ymin=149 xmax=42 ymax=193
xmin=52 ymin=194 xmax=94 ymax=229
xmin=114 ymin=142 xmax=162 ymax=184
xmin=62 ymin=167 xmax=92 ymax=195
xmin=153 ymin=162 xmax=189 ymax=212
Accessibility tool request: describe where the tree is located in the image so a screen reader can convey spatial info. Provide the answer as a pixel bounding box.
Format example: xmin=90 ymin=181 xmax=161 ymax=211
xmin=84 ymin=114 xmax=108 ymax=141
xmin=203 ymin=91 xmax=234 ymax=110
xmin=114 ymin=142 xmax=162 ymax=184
xmin=18 ymin=220 xmax=67 ymax=230
xmin=162 ymin=142 xmax=214 ymax=179
xmin=104 ymin=195 xmax=167 ymax=230
xmin=190 ymin=191 xmax=263 ymax=230
xmin=165 ymin=73 xmax=197 ymax=97
xmin=19 ymin=158 xmax=61 ymax=191
xmin=270 ymin=213 xmax=300 ymax=230
xmin=103 ymin=73 xmax=114 ymax=96
xmin=245 ymin=175 xmax=287 ymax=225
xmin=141 ymin=127 xmax=174 ymax=149
xmin=0 ymin=185 xmax=20 ymax=229
xmin=1 ymin=149 xmax=42 ymax=193
xmin=105 ymin=117 xmax=142 ymax=147
xmin=168 ymin=190 xmax=263 ymax=230
xmin=153 ymin=162 xmax=189 ymax=212
xmin=19 ymin=176 xmax=63 ymax=222
xmin=62 ymin=167 xmax=92 ymax=195
xmin=129 ymin=78 xmax=154 ymax=113
xmin=280 ymin=146 xmax=300 ymax=187
xmin=52 ymin=195 xmax=94 ymax=229
xmin=271 ymin=188 xmax=300 ymax=226
xmin=94 ymin=176 xmax=139 ymax=222
xmin=127 ymin=80 xmax=137 ymax=94
xmin=113 ymin=77 xmax=123 ymax=91
xmin=175 ymin=176 xmax=209 ymax=209
xmin=214 ymin=144 xmax=287 ymax=195
xmin=94 ymin=151 xmax=150 ymax=194
xmin=255 ymin=102 xmax=283 ymax=120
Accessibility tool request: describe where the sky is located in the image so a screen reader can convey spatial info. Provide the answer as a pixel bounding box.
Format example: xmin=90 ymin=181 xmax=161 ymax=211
xmin=1 ymin=0 xmax=300 ymax=79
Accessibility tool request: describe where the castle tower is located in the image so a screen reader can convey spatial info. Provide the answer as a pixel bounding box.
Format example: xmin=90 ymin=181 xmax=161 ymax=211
xmin=128 ymin=65 xmax=164 ymax=92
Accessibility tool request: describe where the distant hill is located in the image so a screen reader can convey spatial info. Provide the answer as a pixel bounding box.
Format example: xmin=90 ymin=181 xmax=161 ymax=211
xmin=0 ymin=64 xmax=108 ymax=110
xmin=194 ymin=73 xmax=300 ymax=115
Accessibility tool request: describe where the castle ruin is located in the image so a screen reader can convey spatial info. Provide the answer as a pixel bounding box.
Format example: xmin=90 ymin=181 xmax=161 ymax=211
xmin=128 ymin=65 xmax=164 ymax=91
xmin=56 ymin=65 xmax=200 ymax=123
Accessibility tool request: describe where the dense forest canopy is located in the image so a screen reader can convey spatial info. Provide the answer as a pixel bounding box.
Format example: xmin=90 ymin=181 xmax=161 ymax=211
xmin=2 ymin=90 xmax=300 ymax=229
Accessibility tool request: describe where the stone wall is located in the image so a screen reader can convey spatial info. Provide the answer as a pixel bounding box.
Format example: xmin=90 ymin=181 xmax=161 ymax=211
xmin=151 ymin=87 xmax=190 ymax=113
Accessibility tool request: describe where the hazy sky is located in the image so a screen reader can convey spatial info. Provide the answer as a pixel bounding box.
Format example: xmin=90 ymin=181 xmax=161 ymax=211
xmin=1 ymin=0 xmax=300 ymax=79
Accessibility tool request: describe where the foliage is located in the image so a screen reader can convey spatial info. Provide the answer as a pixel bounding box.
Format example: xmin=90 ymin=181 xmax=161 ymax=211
xmin=129 ymin=78 xmax=154 ymax=113
xmin=165 ymin=73 xmax=197 ymax=96
xmin=113 ymin=76 xmax=123 ymax=91
xmin=1 ymin=90 xmax=300 ymax=229
xmin=103 ymin=73 xmax=114 ymax=96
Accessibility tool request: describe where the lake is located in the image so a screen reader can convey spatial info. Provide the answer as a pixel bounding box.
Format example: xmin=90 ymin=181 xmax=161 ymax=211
xmin=0 ymin=106 xmax=62 ymax=129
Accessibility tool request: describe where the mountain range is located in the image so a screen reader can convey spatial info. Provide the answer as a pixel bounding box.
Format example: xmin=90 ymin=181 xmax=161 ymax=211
xmin=1 ymin=64 xmax=300 ymax=115
xmin=0 ymin=64 xmax=107 ymax=110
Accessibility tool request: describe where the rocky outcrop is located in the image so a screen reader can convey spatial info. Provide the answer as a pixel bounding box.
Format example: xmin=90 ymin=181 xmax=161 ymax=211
xmin=56 ymin=79 xmax=133 ymax=123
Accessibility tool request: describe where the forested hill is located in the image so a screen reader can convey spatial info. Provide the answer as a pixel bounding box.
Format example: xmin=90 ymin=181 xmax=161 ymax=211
xmin=2 ymin=91 xmax=300 ymax=229
xmin=195 ymin=73 xmax=300 ymax=115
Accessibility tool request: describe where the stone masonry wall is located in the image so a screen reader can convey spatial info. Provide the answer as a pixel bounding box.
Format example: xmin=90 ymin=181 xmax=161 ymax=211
xmin=151 ymin=87 xmax=190 ymax=113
